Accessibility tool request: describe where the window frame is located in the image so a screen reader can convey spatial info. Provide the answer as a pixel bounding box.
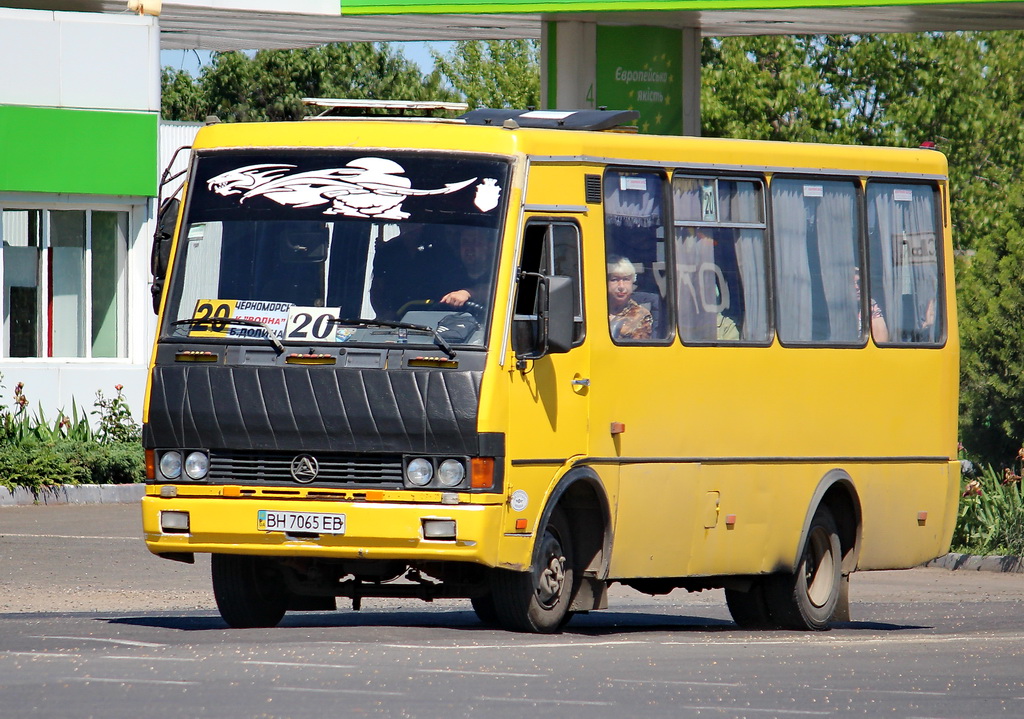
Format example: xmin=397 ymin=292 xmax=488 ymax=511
xmin=514 ymin=217 xmax=587 ymax=349
xmin=0 ymin=201 xmax=132 ymax=360
xmin=602 ymin=166 xmax=675 ymax=347
xmin=864 ymin=178 xmax=947 ymax=349
xmin=768 ymin=173 xmax=869 ymax=349
xmin=672 ymin=171 xmax=774 ymax=347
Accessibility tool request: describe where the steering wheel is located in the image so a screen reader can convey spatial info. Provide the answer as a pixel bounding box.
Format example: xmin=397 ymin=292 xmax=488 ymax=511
xmin=395 ymin=299 xmax=437 ymax=316
xmin=462 ymin=300 xmax=485 ymax=318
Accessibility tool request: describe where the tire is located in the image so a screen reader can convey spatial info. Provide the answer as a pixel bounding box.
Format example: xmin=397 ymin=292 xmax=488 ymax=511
xmin=211 ymin=554 xmax=288 ymax=629
xmin=765 ymin=505 xmax=843 ymax=630
xmin=725 ymin=579 xmax=778 ymax=629
xmin=470 ymin=592 xmax=500 ymax=626
xmin=492 ymin=507 xmax=575 ymax=633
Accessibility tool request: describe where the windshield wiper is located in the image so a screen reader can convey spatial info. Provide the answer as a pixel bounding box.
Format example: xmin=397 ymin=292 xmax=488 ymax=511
xmin=171 ymin=317 xmax=285 ymax=354
xmin=331 ymin=318 xmax=456 ymax=359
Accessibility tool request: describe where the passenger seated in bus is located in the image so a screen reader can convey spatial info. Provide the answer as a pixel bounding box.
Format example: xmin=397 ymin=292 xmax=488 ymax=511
xmin=854 ymin=266 xmax=889 ymax=342
xmin=607 ymin=255 xmax=653 ymax=341
xmin=631 ymin=291 xmax=664 ymax=338
xmin=440 ymin=226 xmax=492 ymax=311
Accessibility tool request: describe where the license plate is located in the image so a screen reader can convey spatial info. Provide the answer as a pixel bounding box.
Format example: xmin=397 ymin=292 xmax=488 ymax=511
xmin=257 ymin=510 xmax=346 ymax=535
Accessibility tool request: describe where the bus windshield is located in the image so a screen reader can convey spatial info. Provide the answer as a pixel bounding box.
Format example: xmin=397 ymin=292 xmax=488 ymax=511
xmin=161 ymin=150 xmax=510 ymax=349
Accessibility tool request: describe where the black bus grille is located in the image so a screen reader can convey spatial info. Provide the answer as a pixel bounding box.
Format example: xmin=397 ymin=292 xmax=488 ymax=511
xmin=208 ymin=451 xmax=404 ymax=488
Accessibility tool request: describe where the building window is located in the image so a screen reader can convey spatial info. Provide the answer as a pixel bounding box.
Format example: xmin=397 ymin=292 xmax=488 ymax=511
xmin=2 ymin=208 xmax=128 ymax=358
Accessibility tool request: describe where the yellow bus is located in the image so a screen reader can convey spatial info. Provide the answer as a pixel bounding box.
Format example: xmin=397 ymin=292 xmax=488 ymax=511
xmin=142 ymin=104 xmax=959 ymax=633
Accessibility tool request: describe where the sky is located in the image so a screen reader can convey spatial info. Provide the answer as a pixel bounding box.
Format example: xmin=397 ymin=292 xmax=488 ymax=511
xmin=160 ymin=42 xmax=450 ymax=76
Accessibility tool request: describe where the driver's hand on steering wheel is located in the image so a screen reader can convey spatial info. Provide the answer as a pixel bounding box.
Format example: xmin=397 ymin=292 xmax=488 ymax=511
xmin=440 ymin=289 xmax=471 ymax=307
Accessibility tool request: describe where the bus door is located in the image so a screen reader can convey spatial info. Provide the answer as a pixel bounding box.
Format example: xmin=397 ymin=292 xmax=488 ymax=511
xmin=507 ymin=216 xmax=590 ymax=480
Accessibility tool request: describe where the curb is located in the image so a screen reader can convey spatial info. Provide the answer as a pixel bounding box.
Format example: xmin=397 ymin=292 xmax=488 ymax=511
xmin=924 ymin=552 xmax=1024 ymax=574
xmin=0 ymin=483 xmax=145 ymax=507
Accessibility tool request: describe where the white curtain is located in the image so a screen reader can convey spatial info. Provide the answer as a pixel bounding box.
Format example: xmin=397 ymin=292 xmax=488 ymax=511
xmin=735 ymin=229 xmax=768 ymax=341
xmin=869 ymin=184 xmax=939 ymax=343
xmin=771 ymin=182 xmax=813 ymax=342
xmin=816 ymin=186 xmax=859 ymax=342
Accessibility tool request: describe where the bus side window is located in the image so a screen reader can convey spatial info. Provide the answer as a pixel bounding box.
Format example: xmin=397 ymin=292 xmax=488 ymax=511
xmin=772 ymin=178 xmax=861 ymax=345
xmin=866 ymin=182 xmax=943 ymax=345
xmin=673 ymin=176 xmax=770 ymax=343
xmin=604 ymin=169 xmax=671 ymax=342
xmin=513 ymin=221 xmax=585 ymax=350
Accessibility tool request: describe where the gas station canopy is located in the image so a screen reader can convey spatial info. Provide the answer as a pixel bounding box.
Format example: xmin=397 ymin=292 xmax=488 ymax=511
xmin=6 ymin=0 xmax=1024 ymax=49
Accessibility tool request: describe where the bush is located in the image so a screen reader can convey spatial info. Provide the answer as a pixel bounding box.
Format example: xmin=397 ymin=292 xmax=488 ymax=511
xmin=952 ymin=448 xmax=1024 ymax=556
xmin=0 ymin=378 xmax=144 ymax=491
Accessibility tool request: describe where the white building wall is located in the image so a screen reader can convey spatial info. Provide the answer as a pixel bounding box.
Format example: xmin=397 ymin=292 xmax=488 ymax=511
xmin=0 ymin=8 xmax=161 ymax=427
xmin=0 ymin=8 xmax=158 ymax=111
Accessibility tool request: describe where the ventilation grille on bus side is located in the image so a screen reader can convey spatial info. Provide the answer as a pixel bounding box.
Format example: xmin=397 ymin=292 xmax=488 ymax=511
xmin=208 ymin=450 xmax=404 ymax=487
xmin=585 ymin=174 xmax=602 ymax=204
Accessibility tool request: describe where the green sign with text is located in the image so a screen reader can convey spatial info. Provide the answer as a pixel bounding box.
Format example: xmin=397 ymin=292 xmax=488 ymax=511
xmin=596 ymin=26 xmax=682 ymax=135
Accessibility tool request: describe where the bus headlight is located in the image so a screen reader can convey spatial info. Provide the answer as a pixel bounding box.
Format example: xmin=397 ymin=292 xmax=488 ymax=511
xmin=159 ymin=451 xmax=182 ymax=480
xmin=437 ymin=459 xmax=466 ymax=488
xmin=184 ymin=451 xmax=209 ymax=480
xmin=406 ymin=458 xmax=433 ymax=486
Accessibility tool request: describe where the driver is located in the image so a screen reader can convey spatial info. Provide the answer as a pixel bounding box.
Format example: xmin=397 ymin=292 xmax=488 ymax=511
xmin=440 ymin=226 xmax=492 ymax=310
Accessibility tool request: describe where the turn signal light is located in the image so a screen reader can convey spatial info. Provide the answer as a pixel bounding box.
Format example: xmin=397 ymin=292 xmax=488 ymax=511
xmin=471 ymin=457 xmax=494 ymax=489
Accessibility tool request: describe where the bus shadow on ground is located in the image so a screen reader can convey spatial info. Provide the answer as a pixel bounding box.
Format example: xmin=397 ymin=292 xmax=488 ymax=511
xmin=102 ymin=610 xmax=925 ymax=635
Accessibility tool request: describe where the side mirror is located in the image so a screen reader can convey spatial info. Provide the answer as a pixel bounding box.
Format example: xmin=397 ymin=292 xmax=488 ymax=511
xmin=513 ymin=273 xmax=574 ymax=361
xmin=151 ymin=197 xmax=180 ymax=314
xmin=544 ymin=275 xmax=574 ymax=355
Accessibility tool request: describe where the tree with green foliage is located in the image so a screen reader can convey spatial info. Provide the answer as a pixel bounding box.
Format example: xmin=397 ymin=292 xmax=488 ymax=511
xmin=432 ymin=40 xmax=540 ymax=109
xmin=702 ymin=31 xmax=1024 ymax=465
xmin=161 ymin=43 xmax=455 ymax=122
xmin=958 ymin=177 xmax=1024 ymax=462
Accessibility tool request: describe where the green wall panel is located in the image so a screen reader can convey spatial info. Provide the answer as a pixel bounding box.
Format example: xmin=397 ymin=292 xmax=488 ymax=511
xmin=0 ymin=106 xmax=157 ymax=197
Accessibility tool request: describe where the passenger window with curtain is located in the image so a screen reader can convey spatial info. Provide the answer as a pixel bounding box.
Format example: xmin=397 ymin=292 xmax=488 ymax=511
xmin=771 ymin=178 xmax=862 ymax=345
xmin=603 ymin=169 xmax=670 ymax=343
xmin=866 ymin=182 xmax=943 ymax=345
xmin=673 ymin=175 xmax=770 ymax=343
xmin=1 ymin=208 xmax=128 ymax=358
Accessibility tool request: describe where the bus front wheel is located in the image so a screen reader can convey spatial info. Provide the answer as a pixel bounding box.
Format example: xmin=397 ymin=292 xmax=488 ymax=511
xmin=765 ymin=505 xmax=843 ymax=630
xmin=211 ymin=554 xmax=288 ymax=629
xmin=492 ymin=507 xmax=575 ymax=633
xmin=725 ymin=580 xmax=775 ymax=629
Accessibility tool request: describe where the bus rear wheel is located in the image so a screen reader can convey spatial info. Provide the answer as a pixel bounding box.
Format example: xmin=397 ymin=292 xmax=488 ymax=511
xmin=765 ymin=505 xmax=843 ymax=630
xmin=211 ymin=554 xmax=288 ymax=628
xmin=492 ymin=507 xmax=575 ymax=633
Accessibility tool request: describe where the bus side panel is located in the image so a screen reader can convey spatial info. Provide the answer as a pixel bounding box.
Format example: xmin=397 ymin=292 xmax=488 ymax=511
xmin=605 ymin=461 xmax=956 ymax=579
xmin=854 ymin=462 xmax=960 ymax=570
xmin=608 ymin=463 xmax=702 ymax=578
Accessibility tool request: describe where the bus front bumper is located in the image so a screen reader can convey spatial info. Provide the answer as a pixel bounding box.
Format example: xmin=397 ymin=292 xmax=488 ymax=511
xmin=142 ymin=494 xmax=505 ymax=566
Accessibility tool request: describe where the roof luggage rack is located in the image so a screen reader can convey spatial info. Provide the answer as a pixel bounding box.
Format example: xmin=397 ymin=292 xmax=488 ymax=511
xmin=460 ymin=108 xmax=640 ymax=132
xmin=303 ymin=98 xmax=469 ymax=119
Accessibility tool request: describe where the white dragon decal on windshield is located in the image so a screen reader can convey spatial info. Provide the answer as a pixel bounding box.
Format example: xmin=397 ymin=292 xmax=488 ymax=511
xmin=207 ymin=157 xmax=495 ymax=220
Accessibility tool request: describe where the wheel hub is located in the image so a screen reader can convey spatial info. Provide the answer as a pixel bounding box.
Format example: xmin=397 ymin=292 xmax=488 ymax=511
xmin=535 ymin=533 xmax=566 ymax=608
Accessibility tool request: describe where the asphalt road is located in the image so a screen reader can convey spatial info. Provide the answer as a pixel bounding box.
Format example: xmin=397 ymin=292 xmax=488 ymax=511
xmin=2 ymin=503 xmax=1023 ymax=719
